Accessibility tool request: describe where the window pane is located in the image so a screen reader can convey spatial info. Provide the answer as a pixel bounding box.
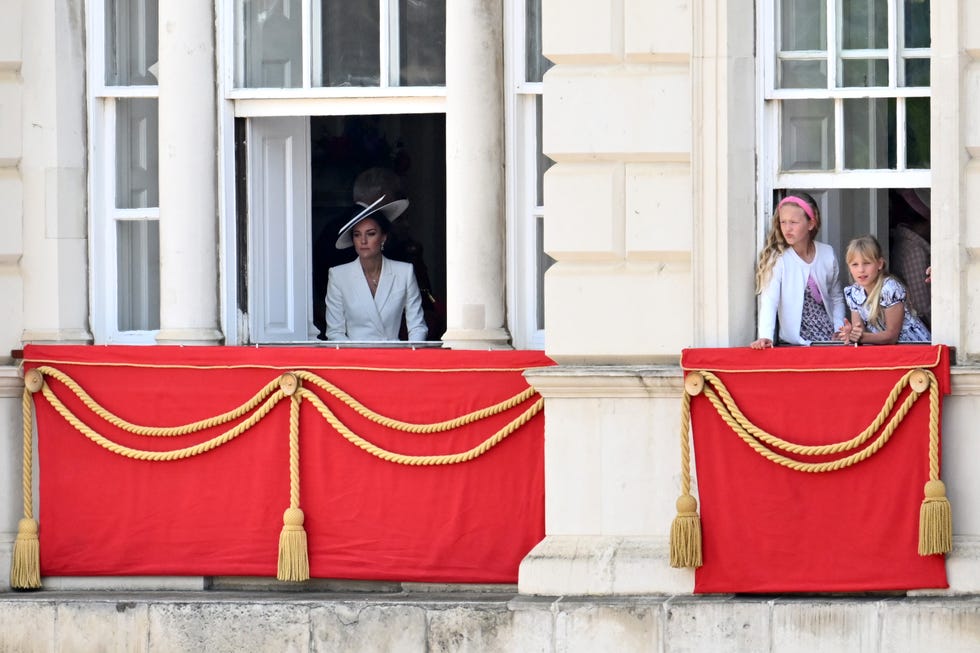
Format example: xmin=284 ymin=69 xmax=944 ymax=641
xmin=535 ymin=217 xmax=554 ymax=329
xmin=105 ymin=0 xmax=159 ymax=85
xmin=841 ymin=58 xmax=888 ymax=87
xmin=239 ymin=0 xmax=303 ymax=88
xmin=526 ymin=0 xmax=553 ymax=83
xmin=398 ymin=0 xmax=446 ymax=86
xmin=779 ymin=0 xmax=826 ymax=51
xmin=906 ymin=97 xmax=930 ymax=168
xmin=842 ymin=0 xmax=888 ymax=49
xmin=904 ymin=58 xmax=929 ymax=86
xmin=535 ymin=96 xmax=553 ymax=206
xmin=843 ymin=98 xmax=895 ymax=169
xmin=904 ymin=0 xmax=930 ymax=49
xmin=779 ymin=59 xmax=827 ymax=88
xmin=115 ymin=99 xmax=159 ymax=209
xmin=780 ymin=99 xmax=835 ymax=171
xmin=117 ymin=220 xmax=160 ymax=331
xmin=320 ymin=0 xmax=380 ymax=86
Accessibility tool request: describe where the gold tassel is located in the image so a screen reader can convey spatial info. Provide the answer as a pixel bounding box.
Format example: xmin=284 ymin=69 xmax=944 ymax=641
xmin=11 ymin=517 xmax=41 ymax=589
xmin=277 ymin=507 xmax=310 ymax=582
xmin=669 ymin=494 xmax=703 ymax=568
xmin=919 ymin=480 xmax=952 ymax=556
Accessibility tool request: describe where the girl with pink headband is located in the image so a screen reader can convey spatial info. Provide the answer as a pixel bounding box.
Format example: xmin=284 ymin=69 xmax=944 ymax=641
xmin=751 ymin=191 xmax=846 ymax=349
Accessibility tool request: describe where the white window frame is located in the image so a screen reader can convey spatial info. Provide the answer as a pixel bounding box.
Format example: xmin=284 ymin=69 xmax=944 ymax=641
xmin=87 ymin=0 xmax=161 ymax=345
xmin=229 ymin=0 xmax=446 ymax=98
xmin=758 ymin=0 xmax=931 ymax=209
xmin=217 ymin=0 xmax=447 ymax=345
xmin=504 ymin=0 xmax=549 ymax=350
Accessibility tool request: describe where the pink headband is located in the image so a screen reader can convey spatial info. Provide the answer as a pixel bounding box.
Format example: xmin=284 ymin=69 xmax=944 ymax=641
xmin=777 ymin=196 xmax=815 ymax=221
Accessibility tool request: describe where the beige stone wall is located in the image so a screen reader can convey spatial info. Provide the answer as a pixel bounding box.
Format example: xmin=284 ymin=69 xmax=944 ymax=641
xmin=0 ymin=0 xmax=24 ymax=360
xmin=542 ymin=0 xmax=756 ymax=364
xmin=0 ymin=0 xmax=88 ymax=589
xmin=0 ymin=0 xmax=26 ymax=591
xmin=19 ymin=0 xmax=90 ymax=345
xmin=541 ymin=0 xmax=695 ymax=364
xmin=939 ymin=2 xmax=980 ymax=360
xmin=523 ymin=0 xmax=980 ymax=597
xmin=523 ymin=0 xmax=757 ymax=594
xmin=3 ymin=0 xmax=980 ymax=604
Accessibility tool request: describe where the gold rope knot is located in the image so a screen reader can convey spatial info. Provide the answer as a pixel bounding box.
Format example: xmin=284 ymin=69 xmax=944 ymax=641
xmin=24 ymin=370 xmax=43 ymax=394
xmin=282 ymin=506 xmax=305 ymax=527
xmin=908 ymin=369 xmax=930 ymax=394
xmin=279 ymin=373 xmax=300 ymax=396
xmin=684 ymin=372 xmax=704 ymax=396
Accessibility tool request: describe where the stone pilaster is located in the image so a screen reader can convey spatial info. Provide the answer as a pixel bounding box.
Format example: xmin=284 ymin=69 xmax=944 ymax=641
xmin=156 ymin=0 xmax=222 ymax=345
xmin=442 ymin=0 xmax=511 ymax=349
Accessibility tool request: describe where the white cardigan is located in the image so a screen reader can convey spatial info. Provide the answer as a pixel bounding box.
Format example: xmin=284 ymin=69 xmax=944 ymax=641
xmin=757 ymin=241 xmax=846 ymax=345
xmin=325 ymin=257 xmax=428 ymax=341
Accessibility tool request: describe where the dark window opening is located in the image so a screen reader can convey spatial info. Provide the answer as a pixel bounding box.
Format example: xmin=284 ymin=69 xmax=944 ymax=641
xmin=310 ymin=114 xmax=447 ymax=340
xmin=772 ymin=187 xmax=931 ymax=330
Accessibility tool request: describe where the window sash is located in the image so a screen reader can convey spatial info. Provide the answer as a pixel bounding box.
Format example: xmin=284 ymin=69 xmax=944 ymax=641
xmin=758 ymin=0 xmax=933 ymax=308
xmin=116 ymin=218 xmax=161 ymax=332
xmin=90 ymin=0 xmax=162 ymax=343
xmin=233 ymin=0 xmax=446 ymax=90
xmin=768 ymin=0 xmax=930 ymax=94
xmin=763 ymin=0 xmax=930 ymax=179
xmin=504 ymin=0 xmax=552 ymax=349
xmin=104 ymin=0 xmax=159 ymax=86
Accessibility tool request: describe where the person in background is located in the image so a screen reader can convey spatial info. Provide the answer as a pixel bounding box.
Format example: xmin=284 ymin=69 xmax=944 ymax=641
xmin=888 ymin=188 xmax=931 ymax=329
xmin=751 ymin=192 xmax=846 ymax=349
xmin=325 ymin=197 xmax=428 ymax=341
xmin=835 ymin=235 xmax=931 ymax=345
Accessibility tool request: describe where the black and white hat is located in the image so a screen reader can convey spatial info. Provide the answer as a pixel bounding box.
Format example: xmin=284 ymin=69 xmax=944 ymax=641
xmin=334 ymin=194 xmax=410 ymax=249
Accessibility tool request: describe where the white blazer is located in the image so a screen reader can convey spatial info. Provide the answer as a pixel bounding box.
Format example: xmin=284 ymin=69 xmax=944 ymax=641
xmin=325 ymin=257 xmax=428 ymax=341
xmin=757 ymin=241 xmax=846 ymax=345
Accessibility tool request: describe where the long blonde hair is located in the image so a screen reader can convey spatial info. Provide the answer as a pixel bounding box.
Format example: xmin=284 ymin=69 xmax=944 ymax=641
xmin=755 ymin=192 xmax=822 ymax=293
xmin=845 ymin=235 xmax=889 ymax=329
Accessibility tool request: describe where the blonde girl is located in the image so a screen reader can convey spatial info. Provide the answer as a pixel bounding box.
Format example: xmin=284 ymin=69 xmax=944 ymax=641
xmin=751 ymin=192 xmax=846 ymax=349
xmin=836 ymin=235 xmax=931 ymax=345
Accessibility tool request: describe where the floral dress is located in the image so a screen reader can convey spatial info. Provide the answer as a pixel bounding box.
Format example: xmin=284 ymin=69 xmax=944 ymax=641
xmin=843 ymin=276 xmax=931 ymax=342
xmin=799 ymin=272 xmax=835 ymax=342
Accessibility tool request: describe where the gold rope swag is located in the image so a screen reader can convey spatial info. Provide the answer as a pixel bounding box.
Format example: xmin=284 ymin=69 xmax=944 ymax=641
xmin=11 ymin=366 xmax=543 ymax=589
xmin=669 ymin=367 xmax=952 ymax=569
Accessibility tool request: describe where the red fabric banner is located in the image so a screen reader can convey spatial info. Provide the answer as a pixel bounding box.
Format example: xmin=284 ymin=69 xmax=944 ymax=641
xmin=681 ymin=345 xmax=950 ymax=593
xmin=23 ymin=345 xmax=554 ymax=583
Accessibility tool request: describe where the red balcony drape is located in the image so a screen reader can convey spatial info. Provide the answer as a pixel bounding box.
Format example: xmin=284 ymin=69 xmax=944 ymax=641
xmin=24 ymin=345 xmax=553 ymax=583
xmin=681 ymin=345 xmax=950 ymax=593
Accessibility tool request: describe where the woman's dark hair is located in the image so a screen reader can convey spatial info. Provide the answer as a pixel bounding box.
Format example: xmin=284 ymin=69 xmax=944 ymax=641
xmin=353 ymin=213 xmax=391 ymax=234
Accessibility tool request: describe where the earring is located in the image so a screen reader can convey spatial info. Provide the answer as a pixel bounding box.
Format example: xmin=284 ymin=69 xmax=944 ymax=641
xmin=382 ymin=241 xmax=386 ymax=251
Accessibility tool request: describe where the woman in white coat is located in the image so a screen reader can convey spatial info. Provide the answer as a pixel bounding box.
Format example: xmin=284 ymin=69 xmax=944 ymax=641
xmin=325 ymin=196 xmax=428 ymax=341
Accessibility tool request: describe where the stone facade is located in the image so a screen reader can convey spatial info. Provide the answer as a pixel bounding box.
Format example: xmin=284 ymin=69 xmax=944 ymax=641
xmin=2 ymin=3 xmax=980 ymax=650
xmin=1 ymin=591 xmax=979 ymax=652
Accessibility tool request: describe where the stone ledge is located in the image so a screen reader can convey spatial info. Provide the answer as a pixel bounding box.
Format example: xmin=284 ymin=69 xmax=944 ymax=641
xmin=1 ymin=590 xmax=978 ymax=653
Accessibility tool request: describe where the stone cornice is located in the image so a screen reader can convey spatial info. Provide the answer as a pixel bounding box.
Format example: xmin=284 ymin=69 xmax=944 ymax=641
xmin=524 ymin=365 xmax=684 ymax=398
xmin=950 ymin=367 xmax=980 ymax=395
xmin=526 ymin=364 xmax=980 ymax=399
xmin=0 ymin=365 xmax=23 ymax=399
